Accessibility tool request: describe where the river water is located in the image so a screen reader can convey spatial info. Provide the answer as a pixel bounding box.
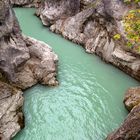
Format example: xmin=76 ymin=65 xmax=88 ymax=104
xmin=13 ymin=8 xmax=139 ymax=140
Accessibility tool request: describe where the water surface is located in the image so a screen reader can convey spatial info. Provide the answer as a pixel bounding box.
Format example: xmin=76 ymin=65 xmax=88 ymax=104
xmin=13 ymin=8 xmax=139 ymax=140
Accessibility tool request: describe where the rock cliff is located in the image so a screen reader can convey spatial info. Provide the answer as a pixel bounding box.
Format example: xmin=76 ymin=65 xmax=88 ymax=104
xmin=37 ymin=0 xmax=140 ymax=81
xmin=0 ymin=0 xmax=58 ymax=139
xmin=0 ymin=0 xmax=58 ymax=89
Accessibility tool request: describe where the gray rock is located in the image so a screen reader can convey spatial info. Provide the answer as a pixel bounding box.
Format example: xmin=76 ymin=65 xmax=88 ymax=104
xmin=0 ymin=81 xmax=24 ymax=140
xmin=124 ymin=87 xmax=140 ymax=111
xmin=0 ymin=0 xmax=58 ymax=89
xmin=36 ymin=0 xmax=80 ymax=26
xmin=14 ymin=35 xmax=59 ymax=89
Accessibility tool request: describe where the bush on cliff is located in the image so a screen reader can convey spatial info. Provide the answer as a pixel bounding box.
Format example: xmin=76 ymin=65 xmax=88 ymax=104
xmin=123 ymin=0 xmax=140 ymax=53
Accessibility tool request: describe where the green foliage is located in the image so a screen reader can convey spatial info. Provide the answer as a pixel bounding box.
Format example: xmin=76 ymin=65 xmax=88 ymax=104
xmin=123 ymin=0 xmax=140 ymax=53
xmin=124 ymin=0 xmax=140 ymax=3
xmin=113 ymin=34 xmax=121 ymax=40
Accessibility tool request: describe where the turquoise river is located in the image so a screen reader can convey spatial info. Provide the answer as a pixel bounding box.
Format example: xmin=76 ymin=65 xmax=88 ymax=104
xmin=13 ymin=8 xmax=139 ymax=140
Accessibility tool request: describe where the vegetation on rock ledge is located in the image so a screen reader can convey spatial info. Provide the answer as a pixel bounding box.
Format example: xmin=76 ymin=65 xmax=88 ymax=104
xmin=123 ymin=0 xmax=140 ymax=53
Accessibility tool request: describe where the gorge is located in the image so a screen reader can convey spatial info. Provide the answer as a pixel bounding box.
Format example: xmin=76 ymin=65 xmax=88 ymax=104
xmin=0 ymin=0 xmax=140 ymax=140
xmin=14 ymin=8 xmax=139 ymax=140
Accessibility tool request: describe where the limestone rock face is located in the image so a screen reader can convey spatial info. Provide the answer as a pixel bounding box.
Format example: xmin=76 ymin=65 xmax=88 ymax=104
xmin=0 ymin=81 xmax=24 ymax=140
xmin=37 ymin=0 xmax=140 ymax=81
xmin=106 ymin=104 xmax=140 ymax=140
xmin=10 ymin=0 xmax=41 ymax=7
xmin=0 ymin=0 xmax=58 ymax=89
xmin=124 ymin=87 xmax=140 ymax=111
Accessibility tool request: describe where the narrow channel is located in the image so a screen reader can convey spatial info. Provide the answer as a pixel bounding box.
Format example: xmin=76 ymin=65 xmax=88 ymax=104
xmin=13 ymin=8 xmax=139 ymax=140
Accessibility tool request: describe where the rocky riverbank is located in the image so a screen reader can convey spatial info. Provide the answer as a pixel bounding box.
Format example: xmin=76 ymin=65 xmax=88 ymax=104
xmin=36 ymin=0 xmax=140 ymax=139
xmin=36 ymin=0 xmax=140 ymax=82
xmin=0 ymin=0 xmax=58 ymax=139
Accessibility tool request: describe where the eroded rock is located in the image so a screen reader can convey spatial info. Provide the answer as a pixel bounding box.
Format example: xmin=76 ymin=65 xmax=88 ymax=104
xmin=36 ymin=0 xmax=80 ymax=26
xmin=0 ymin=0 xmax=58 ymax=89
xmin=0 ymin=81 xmax=24 ymax=140
xmin=124 ymin=87 xmax=140 ymax=112
xmin=14 ymin=35 xmax=58 ymax=89
xmin=0 ymin=0 xmax=30 ymax=84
